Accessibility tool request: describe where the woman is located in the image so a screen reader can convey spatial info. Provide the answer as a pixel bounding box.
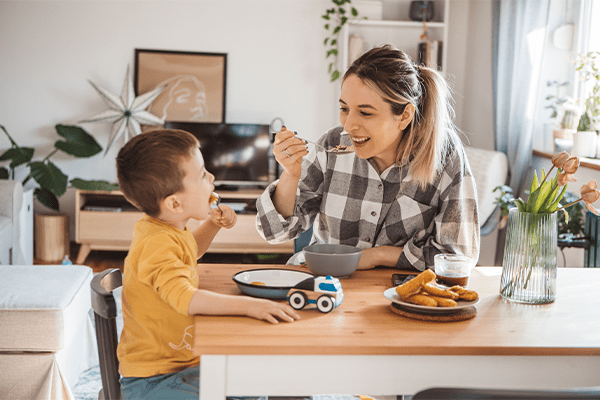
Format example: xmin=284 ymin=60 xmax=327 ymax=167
xmin=256 ymin=44 xmax=479 ymax=271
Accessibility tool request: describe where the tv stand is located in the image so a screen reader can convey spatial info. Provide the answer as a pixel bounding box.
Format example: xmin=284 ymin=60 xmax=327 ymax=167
xmin=74 ymin=188 xmax=293 ymax=264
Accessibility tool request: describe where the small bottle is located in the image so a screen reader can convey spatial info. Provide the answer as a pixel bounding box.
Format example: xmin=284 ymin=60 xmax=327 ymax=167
xmin=62 ymin=255 xmax=73 ymax=265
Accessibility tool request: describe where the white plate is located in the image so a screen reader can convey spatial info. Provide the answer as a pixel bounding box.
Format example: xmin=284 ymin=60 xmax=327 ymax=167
xmin=383 ymin=287 xmax=479 ymax=314
xmin=232 ymin=268 xmax=314 ymax=299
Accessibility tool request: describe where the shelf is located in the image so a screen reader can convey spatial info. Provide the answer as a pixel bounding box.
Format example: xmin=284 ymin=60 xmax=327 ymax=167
xmin=349 ymin=19 xmax=445 ymax=29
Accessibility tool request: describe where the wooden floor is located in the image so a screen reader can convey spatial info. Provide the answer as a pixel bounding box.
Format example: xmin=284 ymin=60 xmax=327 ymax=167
xmin=37 ymin=243 xmax=293 ymax=273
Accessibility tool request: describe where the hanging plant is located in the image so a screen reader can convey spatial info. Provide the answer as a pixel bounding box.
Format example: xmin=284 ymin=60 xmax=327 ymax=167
xmin=322 ymin=0 xmax=362 ymax=82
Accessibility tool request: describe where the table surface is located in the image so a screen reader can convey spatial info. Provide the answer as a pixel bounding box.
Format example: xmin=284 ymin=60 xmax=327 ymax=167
xmin=193 ymin=265 xmax=600 ymax=357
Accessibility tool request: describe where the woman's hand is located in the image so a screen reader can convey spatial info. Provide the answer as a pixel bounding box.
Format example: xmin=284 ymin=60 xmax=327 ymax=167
xmin=273 ymin=126 xmax=308 ymax=179
xmin=357 ymin=246 xmax=404 ymax=270
xmin=209 ymin=204 xmax=237 ymax=229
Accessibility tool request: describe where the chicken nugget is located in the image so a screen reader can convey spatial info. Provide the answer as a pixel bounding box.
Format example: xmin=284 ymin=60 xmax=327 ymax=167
xmin=404 ymin=293 xmax=438 ymax=307
xmin=395 ymin=269 xmax=436 ymax=298
xmin=421 ymin=283 xmax=460 ymax=300
xmin=427 ymin=296 xmax=458 ymax=307
xmin=449 ymin=286 xmax=479 ymax=301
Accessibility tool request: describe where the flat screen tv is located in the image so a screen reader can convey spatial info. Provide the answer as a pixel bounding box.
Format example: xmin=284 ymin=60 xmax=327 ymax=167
xmin=163 ymin=121 xmax=272 ymax=189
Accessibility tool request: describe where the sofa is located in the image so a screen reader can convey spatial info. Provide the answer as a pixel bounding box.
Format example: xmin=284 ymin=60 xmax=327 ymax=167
xmin=0 ymin=264 xmax=98 ymax=400
xmin=0 ymin=179 xmax=25 ymax=265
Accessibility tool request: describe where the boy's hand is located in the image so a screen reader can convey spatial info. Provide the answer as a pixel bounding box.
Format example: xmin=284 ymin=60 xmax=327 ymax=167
xmin=209 ymin=204 xmax=237 ymax=229
xmin=245 ymin=297 xmax=301 ymax=324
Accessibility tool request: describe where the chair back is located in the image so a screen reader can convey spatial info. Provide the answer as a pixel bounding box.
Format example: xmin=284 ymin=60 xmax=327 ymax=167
xmin=91 ymin=268 xmax=123 ymax=400
xmin=413 ymin=387 xmax=600 ymax=400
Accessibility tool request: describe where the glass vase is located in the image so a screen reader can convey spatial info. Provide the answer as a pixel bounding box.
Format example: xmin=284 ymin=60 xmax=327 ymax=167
xmin=500 ymin=208 xmax=557 ymax=304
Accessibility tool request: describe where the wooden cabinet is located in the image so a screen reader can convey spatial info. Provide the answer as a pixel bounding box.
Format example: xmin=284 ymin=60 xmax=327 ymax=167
xmin=340 ymin=0 xmax=449 ymax=76
xmin=74 ymin=189 xmax=293 ymax=264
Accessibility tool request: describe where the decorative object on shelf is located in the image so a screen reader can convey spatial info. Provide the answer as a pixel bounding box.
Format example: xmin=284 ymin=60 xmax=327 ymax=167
xmin=80 ymin=65 xmax=166 ymax=155
xmin=499 ymin=152 xmax=599 ymax=304
xmin=322 ymin=0 xmax=363 ymax=82
xmin=134 ymin=49 xmax=227 ymax=123
xmin=0 ymin=124 xmax=118 ymax=210
xmin=348 ymin=33 xmax=365 ymax=66
xmin=409 ymin=1 xmax=434 ymax=22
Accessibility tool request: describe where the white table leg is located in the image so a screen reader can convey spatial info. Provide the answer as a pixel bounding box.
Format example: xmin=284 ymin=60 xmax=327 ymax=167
xmin=199 ymin=355 xmax=227 ymax=400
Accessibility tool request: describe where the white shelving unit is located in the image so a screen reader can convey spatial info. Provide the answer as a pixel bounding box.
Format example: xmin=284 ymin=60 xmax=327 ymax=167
xmin=340 ymin=0 xmax=449 ymax=76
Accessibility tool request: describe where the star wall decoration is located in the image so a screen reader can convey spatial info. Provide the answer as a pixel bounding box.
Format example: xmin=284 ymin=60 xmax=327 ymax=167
xmin=80 ymin=65 xmax=166 ymax=154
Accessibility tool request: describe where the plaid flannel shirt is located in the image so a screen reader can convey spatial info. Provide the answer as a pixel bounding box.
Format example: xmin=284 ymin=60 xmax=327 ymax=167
xmin=256 ymin=125 xmax=480 ymax=271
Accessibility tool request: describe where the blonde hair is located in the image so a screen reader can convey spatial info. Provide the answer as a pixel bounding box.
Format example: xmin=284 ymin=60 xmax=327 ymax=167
xmin=343 ymin=44 xmax=460 ymax=188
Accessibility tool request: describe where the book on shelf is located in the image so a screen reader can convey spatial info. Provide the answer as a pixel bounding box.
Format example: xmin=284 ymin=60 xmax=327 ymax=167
xmin=417 ymin=40 xmax=443 ymax=71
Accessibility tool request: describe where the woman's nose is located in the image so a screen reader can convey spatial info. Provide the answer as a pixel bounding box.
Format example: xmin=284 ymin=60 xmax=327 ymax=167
xmin=343 ymin=112 xmax=358 ymax=133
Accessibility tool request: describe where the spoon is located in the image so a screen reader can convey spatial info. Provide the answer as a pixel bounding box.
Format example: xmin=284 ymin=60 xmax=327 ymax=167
xmin=294 ymin=135 xmax=355 ymax=154
xmin=209 ymin=192 xmax=222 ymax=214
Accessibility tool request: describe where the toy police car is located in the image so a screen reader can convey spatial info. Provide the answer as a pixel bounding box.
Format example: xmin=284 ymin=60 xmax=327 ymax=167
xmin=286 ymin=275 xmax=343 ymax=313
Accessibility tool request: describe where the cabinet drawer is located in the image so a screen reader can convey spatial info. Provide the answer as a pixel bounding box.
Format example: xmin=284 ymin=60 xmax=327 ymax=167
xmin=78 ymin=211 xmax=143 ymax=243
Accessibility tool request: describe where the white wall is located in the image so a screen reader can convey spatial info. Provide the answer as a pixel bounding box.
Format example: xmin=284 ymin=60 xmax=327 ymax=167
xmin=1 ymin=0 xmax=497 ymax=258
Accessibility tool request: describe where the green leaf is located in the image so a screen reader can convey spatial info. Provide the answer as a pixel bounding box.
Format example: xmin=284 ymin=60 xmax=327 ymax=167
xmin=333 ymin=26 xmax=341 ymax=34
xmin=69 ymin=178 xmax=119 ymax=192
xmin=330 ymin=70 xmax=341 ymax=82
xmin=515 ymin=198 xmax=527 ymax=212
xmin=54 ymin=124 xmax=102 ymax=158
xmin=0 ymin=167 xmax=9 ymax=179
xmin=34 ymin=187 xmax=59 ymax=211
xmin=532 ymin=180 xmax=554 ymax=213
xmin=0 ymin=146 xmax=34 ymax=169
xmin=545 ymin=184 xmax=568 ymax=213
xmin=331 ymin=39 xmax=337 ymax=46
xmin=538 ymin=184 xmax=559 ymax=213
xmin=322 ymin=14 xmax=330 ymax=20
xmin=530 ymin=171 xmax=539 ymax=193
xmin=341 ymin=16 xmax=348 ymax=25
xmin=324 ymin=37 xmax=329 ymax=45
xmin=351 ymin=7 xmax=358 ymax=17
xmin=29 ymin=160 xmax=68 ymax=198
xmin=325 ymin=23 xmax=330 ymax=30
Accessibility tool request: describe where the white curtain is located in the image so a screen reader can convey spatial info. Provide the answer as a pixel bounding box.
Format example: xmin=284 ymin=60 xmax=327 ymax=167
xmin=493 ymin=0 xmax=551 ymax=194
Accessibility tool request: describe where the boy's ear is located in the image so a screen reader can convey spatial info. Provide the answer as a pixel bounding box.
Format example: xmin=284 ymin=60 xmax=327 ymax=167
xmin=161 ymin=194 xmax=183 ymax=214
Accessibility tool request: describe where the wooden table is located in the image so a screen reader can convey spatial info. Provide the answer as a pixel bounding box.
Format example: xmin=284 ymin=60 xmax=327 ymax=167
xmin=193 ymin=265 xmax=600 ymax=399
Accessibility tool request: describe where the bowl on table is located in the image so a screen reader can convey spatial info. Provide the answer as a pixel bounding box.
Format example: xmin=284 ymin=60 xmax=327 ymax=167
xmin=303 ymin=244 xmax=362 ymax=278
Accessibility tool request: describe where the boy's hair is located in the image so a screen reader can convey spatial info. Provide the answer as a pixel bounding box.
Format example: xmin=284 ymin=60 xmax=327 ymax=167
xmin=116 ymin=129 xmax=200 ymax=217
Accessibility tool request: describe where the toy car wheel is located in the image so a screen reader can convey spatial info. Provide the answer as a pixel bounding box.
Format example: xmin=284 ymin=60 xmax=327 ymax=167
xmin=316 ymin=295 xmax=334 ymax=313
xmin=289 ymin=291 xmax=307 ymax=310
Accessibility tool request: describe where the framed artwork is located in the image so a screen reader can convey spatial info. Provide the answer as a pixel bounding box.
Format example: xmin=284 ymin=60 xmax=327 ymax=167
xmin=134 ymin=49 xmax=227 ymax=123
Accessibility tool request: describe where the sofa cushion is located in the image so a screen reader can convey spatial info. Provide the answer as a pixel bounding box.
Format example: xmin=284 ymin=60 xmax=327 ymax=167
xmin=0 ymin=264 xmax=93 ymax=352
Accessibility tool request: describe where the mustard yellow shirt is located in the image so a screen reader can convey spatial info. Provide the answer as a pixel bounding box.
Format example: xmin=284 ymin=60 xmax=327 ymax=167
xmin=117 ymin=215 xmax=199 ymax=377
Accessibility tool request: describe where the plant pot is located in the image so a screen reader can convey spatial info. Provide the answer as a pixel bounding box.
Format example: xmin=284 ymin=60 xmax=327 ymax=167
xmin=35 ymin=213 xmax=69 ymax=263
xmin=572 ymin=131 xmax=598 ymax=158
xmin=500 ymin=209 xmax=557 ymax=304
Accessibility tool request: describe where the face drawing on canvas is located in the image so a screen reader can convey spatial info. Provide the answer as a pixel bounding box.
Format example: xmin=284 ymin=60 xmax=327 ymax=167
xmin=149 ymin=75 xmax=209 ymax=121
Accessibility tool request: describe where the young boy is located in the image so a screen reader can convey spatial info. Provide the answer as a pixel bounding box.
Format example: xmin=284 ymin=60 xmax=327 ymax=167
xmin=115 ymin=129 xmax=300 ymax=400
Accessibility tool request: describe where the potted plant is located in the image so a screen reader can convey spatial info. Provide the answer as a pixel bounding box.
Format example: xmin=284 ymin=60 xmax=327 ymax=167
xmin=0 ymin=124 xmax=118 ymax=211
xmin=571 ymin=51 xmax=600 ymax=158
